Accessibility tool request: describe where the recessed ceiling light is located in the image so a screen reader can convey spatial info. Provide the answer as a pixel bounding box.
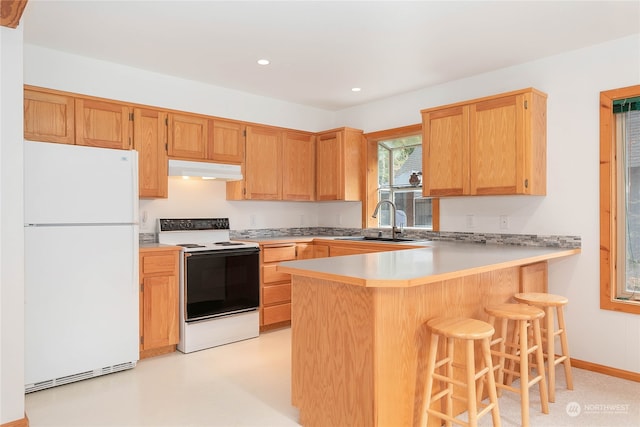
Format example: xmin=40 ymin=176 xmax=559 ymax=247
xmin=257 ymin=59 xmax=270 ymax=65
xmin=351 ymin=87 xmax=361 ymax=92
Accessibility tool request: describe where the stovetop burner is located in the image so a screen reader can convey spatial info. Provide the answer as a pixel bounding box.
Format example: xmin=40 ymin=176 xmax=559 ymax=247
xmin=158 ymin=218 xmax=259 ymax=252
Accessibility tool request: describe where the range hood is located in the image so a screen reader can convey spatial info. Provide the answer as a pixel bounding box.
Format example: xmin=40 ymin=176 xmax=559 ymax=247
xmin=168 ymin=159 xmax=243 ymax=181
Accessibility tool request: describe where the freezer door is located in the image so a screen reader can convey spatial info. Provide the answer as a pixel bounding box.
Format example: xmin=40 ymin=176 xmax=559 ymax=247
xmin=24 ymin=225 xmax=139 ymax=386
xmin=24 ymin=141 xmax=138 ymax=224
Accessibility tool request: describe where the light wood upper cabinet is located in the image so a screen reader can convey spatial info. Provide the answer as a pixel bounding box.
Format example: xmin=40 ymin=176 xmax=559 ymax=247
xmin=168 ymin=113 xmax=208 ymax=160
xmin=422 ymin=105 xmax=469 ymax=196
xmin=244 ymin=125 xmax=283 ymax=200
xmin=283 ymin=131 xmax=315 ymax=201
xmin=422 ymin=88 xmax=547 ymax=197
xmin=75 ymin=98 xmax=132 ymax=149
xmin=209 ymin=119 xmax=245 ymax=164
xmin=24 ymin=89 xmax=75 ymax=145
xmin=316 ymin=127 xmax=364 ymax=201
xmin=134 ymin=108 xmax=168 ymax=198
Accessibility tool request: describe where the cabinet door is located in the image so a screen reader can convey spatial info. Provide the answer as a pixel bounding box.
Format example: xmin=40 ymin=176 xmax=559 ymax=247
xmin=422 ymin=105 xmax=469 ymax=196
xmin=316 ymin=131 xmax=342 ymax=200
xmin=141 ymin=274 xmax=179 ymax=350
xmin=283 ymin=132 xmax=315 ymax=201
xmin=24 ymin=89 xmax=75 ymax=144
xmin=168 ymin=113 xmax=208 ymax=159
xmin=313 ymin=244 xmax=330 ymax=258
xmin=245 ymin=125 xmax=282 ymax=200
xmin=469 ymin=94 xmax=520 ymax=195
xmin=209 ymin=119 xmax=244 ymax=163
xmin=134 ymin=108 xmax=168 ymax=198
xmin=296 ymin=243 xmax=315 ymax=259
xmin=520 ymin=261 xmax=548 ymax=293
xmin=75 ymin=99 xmax=131 ymax=149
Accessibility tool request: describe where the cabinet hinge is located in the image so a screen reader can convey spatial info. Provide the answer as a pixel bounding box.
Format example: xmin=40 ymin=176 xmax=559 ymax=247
xmin=165 ymin=117 xmax=169 ymax=126
xmin=524 ymin=178 xmax=529 ymax=188
xmin=165 ymin=143 xmax=168 ymax=152
xmin=524 ymin=100 xmax=528 ymax=109
xmin=140 ymin=283 xmax=143 ymax=292
xmin=140 ymin=336 xmax=144 ymax=345
xmin=243 ymin=129 xmax=247 ymax=137
xmin=129 ymin=112 xmax=134 ymax=121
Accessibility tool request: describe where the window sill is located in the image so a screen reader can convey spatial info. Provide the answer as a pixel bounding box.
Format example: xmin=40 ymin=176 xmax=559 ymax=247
xmin=600 ymin=294 xmax=640 ymax=315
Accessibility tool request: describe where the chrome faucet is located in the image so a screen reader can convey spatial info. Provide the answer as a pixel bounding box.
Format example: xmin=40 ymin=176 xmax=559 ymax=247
xmin=371 ymin=200 xmax=402 ymax=240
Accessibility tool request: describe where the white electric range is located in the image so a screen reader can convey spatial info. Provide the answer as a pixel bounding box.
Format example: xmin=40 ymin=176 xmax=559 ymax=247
xmin=158 ymin=218 xmax=260 ymax=353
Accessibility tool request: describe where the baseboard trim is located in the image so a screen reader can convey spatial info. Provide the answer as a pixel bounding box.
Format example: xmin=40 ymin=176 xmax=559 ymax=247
xmin=1 ymin=414 xmax=28 ymax=427
xmin=572 ymin=357 xmax=640 ymax=382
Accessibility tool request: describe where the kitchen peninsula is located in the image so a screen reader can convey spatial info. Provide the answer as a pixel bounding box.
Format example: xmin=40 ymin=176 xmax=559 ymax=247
xmin=277 ymin=241 xmax=580 ymax=427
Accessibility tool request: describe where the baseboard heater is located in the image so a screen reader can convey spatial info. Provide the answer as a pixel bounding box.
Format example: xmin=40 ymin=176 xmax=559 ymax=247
xmin=25 ymin=361 xmax=136 ymax=393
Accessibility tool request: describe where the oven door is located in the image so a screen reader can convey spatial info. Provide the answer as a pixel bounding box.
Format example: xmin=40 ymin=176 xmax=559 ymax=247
xmin=184 ymin=248 xmax=259 ymax=322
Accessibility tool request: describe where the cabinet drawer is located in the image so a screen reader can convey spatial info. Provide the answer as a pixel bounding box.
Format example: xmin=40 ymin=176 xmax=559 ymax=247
xmin=263 ymin=283 xmax=291 ymax=305
xmin=141 ymin=254 xmax=177 ymax=274
xmin=263 ymin=245 xmax=296 ymax=263
xmin=262 ymin=264 xmax=291 ymax=284
xmin=263 ymin=303 xmax=291 ymax=325
xmin=329 ymin=246 xmax=371 ymax=257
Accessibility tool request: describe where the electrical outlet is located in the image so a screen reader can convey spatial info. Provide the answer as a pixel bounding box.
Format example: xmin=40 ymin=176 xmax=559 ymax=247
xmin=499 ymin=215 xmax=509 ymax=230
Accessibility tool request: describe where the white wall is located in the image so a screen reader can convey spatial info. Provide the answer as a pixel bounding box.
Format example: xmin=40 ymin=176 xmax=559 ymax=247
xmin=23 ymin=45 xmax=337 ymax=133
xmin=0 ymin=24 xmax=25 ymax=424
xmin=139 ymin=178 xmax=362 ymax=232
xmin=338 ymin=35 xmax=640 ymax=372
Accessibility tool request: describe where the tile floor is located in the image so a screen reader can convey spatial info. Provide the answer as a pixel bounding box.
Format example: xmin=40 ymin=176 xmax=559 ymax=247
xmin=25 ymin=327 xmax=640 ymax=426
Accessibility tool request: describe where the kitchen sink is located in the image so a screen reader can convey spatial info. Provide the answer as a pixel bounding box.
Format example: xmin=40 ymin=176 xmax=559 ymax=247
xmin=336 ymin=236 xmax=417 ymax=243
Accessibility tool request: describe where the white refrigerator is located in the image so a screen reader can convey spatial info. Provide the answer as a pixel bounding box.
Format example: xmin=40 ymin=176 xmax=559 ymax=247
xmin=24 ymin=141 xmax=140 ymax=393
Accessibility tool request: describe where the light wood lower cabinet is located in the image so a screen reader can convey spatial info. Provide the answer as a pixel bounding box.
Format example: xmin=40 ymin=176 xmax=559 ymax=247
xmin=139 ymin=247 xmax=180 ymax=359
xmin=260 ymin=243 xmax=296 ymax=329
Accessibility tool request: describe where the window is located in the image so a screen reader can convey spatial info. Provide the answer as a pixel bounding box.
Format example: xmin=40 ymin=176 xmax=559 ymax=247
xmin=364 ymin=125 xmax=439 ymax=231
xmin=600 ymin=85 xmax=640 ymax=314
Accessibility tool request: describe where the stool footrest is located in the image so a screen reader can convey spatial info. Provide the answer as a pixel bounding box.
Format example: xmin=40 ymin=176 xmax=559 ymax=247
xmin=432 ymin=372 xmax=466 ymax=388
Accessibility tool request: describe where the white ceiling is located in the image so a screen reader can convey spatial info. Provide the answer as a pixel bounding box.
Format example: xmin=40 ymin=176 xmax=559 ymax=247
xmin=22 ymin=1 xmax=640 ymax=111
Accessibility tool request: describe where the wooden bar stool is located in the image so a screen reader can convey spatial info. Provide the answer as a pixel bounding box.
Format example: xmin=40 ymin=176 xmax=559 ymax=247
xmin=484 ymin=304 xmax=549 ymax=427
xmin=513 ymin=292 xmax=573 ymax=402
xmin=421 ymin=317 xmax=501 ymax=427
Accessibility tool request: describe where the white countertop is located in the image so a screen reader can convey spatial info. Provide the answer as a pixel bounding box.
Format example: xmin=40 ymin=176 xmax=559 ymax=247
xmin=277 ymin=241 xmax=580 ymax=288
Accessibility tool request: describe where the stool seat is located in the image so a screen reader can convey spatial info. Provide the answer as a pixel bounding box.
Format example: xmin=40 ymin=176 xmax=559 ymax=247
xmin=421 ymin=317 xmax=501 ymax=427
xmin=485 ymin=303 xmax=545 ymax=321
xmin=513 ymin=292 xmax=573 ymax=403
xmin=514 ymin=292 xmax=568 ymax=307
xmin=484 ymin=304 xmax=549 ymax=427
xmin=427 ymin=317 xmax=495 ymax=340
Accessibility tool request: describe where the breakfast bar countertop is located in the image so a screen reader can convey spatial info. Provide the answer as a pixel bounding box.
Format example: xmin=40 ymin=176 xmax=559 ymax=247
xmin=278 ymin=240 xmax=580 ymax=288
